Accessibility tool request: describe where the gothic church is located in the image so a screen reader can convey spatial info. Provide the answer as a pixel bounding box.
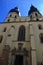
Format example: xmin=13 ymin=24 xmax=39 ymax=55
xmin=0 ymin=5 xmax=43 ymax=65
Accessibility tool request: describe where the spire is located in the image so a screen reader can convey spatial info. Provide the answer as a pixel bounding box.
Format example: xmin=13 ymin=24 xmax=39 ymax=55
xmin=28 ymin=5 xmax=40 ymax=15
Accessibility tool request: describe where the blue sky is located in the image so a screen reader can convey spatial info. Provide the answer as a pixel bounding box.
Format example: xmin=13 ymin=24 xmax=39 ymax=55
xmin=0 ymin=0 xmax=43 ymax=22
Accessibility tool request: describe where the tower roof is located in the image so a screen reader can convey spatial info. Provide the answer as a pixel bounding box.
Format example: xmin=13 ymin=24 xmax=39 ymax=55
xmin=28 ymin=5 xmax=40 ymax=15
xmin=9 ymin=6 xmax=19 ymax=14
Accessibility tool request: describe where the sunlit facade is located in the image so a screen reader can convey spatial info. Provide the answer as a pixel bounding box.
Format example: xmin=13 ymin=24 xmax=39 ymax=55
xmin=0 ymin=5 xmax=43 ymax=65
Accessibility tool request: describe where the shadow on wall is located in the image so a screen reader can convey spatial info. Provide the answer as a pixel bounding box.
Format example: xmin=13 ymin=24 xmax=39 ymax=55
xmin=0 ymin=45 xmax=10 ymax=65
xmin=37 ymin=61 xmax=43 ymax=65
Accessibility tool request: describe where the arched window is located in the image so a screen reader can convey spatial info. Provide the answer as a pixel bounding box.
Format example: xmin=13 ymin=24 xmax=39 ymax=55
xmin=10 ymin=15 xmax=12 ymax=17
xmin=11 ymin=25 xmax=15 ymax=28
xmin=38 ymin=24 xmax=42 ymax=29
xmin=15 ymin=15 xmax=17 ymax=18
xmin=18 ymin=25 xmax=25 ymax=41
xmin=35 ymin=13 xmax=37 ymax=17
xmin=3 ymin=27 xmax=7 ymax=32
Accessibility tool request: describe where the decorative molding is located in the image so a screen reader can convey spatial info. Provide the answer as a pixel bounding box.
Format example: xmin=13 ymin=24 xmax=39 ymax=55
xmin=11 ymin=43 xmax=29 ymax=57
xmin=12 ymin=40 xmax=30 ymax=42
xmin=31 ymin=49 xmax=36 ymax=51
xmin=11 ymin=46 xmax=29 ymax=65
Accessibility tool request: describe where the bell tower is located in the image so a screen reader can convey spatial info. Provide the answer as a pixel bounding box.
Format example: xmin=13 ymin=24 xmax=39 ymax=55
xmin=28 ymin=5 xmax=42 ymax=20
xmin=5 ymin=6 xmax=20 ymax=22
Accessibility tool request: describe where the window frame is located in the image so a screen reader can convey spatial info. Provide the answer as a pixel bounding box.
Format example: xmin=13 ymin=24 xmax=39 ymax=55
xmin=18 ymin=25 xmax=25 ymax=41
xmin=39 ymin=33 xmax=43 ymax=43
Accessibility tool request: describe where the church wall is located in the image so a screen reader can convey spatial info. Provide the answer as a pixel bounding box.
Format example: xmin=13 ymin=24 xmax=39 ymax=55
xmin=6 ymin=12 xmax=19 ymax=18
xmin=30 ymin=22 xmax=43 ymax=63
xmin=0 ymin=22 xmax=31 ymax=65
xmin=0 ymin=21 xmax=43 ymax=64
xmin=0 ymin=22 xmax=30 ymax=56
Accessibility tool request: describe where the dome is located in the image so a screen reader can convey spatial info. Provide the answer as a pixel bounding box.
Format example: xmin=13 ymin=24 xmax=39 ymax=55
xmin=9 ymin=6 xmax=19 ymax=14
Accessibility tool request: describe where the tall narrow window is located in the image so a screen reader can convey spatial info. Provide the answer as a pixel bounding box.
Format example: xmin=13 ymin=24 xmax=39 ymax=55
xmin=30 ymin=15 xmax=32 ymax=20
xmin=35 ymin=13 xmax=37 ymax=17
xmin=38 ymin=24 xmax=42 ymax=29
xmin=0 ymin=35 xmax=3 ymax=43
xmin=18 ymin=25 xmax=25 ymax=41
xmin=3 ymin=27 xmax=7 ymax=32
xmin=10 ymin=15 xmax=12 ymax=17
xmin=39 ymin=33 xmax=43 ymax=43
xmin=15 ymin=15 xmax=17 ymax=18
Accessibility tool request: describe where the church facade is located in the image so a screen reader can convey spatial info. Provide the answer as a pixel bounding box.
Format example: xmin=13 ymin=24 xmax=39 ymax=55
xmin=0 ymin=5 xmax=43 ymax=65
